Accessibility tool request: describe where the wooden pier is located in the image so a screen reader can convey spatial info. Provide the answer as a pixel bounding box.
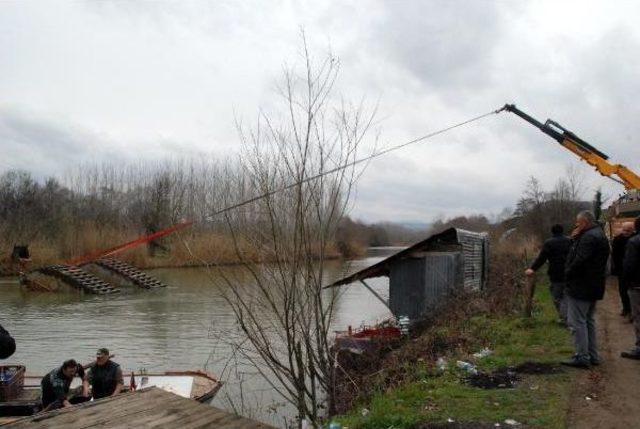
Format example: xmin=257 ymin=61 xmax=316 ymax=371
xmin=1 ymin=387 xmax=274 ymax=428
xmin=94 ymin=258 xmax=166 ymax=289
xmin=39 ymin=265 xmax=120 ymax=295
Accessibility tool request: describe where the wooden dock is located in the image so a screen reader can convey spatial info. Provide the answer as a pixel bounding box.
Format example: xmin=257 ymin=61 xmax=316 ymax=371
xmin=1 ymin=387 xmax=274 ymax=428
xmin=39 ymin=265 xmax=120 ymax=295
xmin=93 ymin=258 xmax=167 ymax=289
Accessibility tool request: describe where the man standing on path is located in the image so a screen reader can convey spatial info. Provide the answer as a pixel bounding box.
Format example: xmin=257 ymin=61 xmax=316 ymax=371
xmin=612 ymin=222 xmax=635 ymax=318
xmin=562 ymin=210 xmax=610 ymax=368
xmin=526 ymin=224 xmax=572 ymax=325
xmin=621 ymin=216 xmax=640 ymax=360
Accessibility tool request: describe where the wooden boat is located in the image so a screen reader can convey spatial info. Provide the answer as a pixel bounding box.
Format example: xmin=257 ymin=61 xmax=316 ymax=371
xmin=0 ymin=369 xmax=222 ymax=423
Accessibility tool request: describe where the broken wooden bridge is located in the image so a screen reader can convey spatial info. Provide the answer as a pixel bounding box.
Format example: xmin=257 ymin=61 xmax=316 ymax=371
xmin=19 ymin=222 xmax=192 ymax=295
xmin=25 ymin=258 xmax=167 ymax=295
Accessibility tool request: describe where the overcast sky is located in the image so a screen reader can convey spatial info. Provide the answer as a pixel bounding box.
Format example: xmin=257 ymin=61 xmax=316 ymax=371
xmin=2 ymin=0 xmax=639 ymax=223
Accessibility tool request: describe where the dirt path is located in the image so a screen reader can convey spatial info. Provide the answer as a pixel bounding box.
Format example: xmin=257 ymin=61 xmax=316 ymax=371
xmin=567 ymin=278 xmax=640 ymax=428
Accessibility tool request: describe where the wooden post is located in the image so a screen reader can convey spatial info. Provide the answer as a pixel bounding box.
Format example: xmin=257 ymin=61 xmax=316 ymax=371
xmin=524 ymin=275 xmax=537 ymax=318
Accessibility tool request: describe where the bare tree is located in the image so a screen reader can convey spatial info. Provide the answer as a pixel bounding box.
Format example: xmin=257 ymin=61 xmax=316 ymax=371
xmin=566 ymin=164 xmax=586 ymax=201
xmin=209 ymin=37 xmax=376 ymax=427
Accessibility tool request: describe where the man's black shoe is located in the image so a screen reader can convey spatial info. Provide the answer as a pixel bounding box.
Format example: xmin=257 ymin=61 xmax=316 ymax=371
xmin=590 ymin=358 xmax=602 ymax=366
xmin=561 ymin=357 xmax=590 ymax=368
xmin=620 ymin=351 xmax=640 ymax=360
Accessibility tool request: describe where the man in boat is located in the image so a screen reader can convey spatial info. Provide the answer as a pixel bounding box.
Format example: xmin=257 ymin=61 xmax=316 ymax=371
xmin=82 ymin=348 xmax=124 ymax=400
xmin=40 ymin=359 xmax=85 ymax=411
xmin=0 ymin=323 xmax=15 ymax=359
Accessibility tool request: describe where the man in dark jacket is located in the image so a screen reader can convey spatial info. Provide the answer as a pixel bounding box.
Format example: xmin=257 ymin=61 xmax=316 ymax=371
xmin=82 ymin=348 xmax=123 ymax=400
xmin=621 ymin=216 xmax=640 ymax=360
xmin=526 ymin=224 xmax=572 ymax=324
xmin=562 ymin=210 xmax=610 ymax=368
xmin=41 ymin=359 xmax=80 ymax=410
xmin=612 ymin=222 xmax=635 ymax=317
xmin=0 ymin=324 xmax=16 ymax=359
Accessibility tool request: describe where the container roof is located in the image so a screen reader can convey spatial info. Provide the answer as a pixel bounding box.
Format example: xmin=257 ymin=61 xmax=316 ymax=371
xmin=327 ymin=227 xmax=484 ymax=288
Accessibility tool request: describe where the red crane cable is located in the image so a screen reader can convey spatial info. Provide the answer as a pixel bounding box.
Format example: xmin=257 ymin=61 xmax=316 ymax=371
xmin=65 ymin=221 xmax=193 ymax=266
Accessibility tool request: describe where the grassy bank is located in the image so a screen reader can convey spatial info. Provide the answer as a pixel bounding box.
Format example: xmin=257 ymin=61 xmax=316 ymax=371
xmin=336 ymin=278 xmax=575 ymax=429
xmin=1 ymin=228 xmax=355 ymax=274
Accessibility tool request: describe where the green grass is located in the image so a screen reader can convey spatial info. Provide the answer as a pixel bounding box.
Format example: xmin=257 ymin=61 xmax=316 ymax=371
xmin=335 ymin=281 xmax=575 ymax=429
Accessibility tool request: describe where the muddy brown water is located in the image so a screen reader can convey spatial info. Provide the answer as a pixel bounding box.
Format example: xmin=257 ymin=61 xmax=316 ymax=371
xmin=0 ymin=248 xmax=399 ymax=425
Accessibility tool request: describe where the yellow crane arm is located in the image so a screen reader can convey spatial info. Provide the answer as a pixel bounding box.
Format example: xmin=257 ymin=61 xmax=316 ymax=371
xmin=503 ymin=104 xmax=640 ymax=190
xmin=560 ymin=138 xmax=640 ymax=189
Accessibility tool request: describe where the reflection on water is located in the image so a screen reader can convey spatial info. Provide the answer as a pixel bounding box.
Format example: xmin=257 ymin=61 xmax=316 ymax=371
xmin=0 ymin=247 xmax=399 ymax=424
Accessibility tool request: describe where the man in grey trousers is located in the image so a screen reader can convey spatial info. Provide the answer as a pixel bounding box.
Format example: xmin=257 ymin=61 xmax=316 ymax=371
xmin=621 ymin=216 xmax=640 ymax=360
xmin=562 ymin=210 xmax=610 ymax=368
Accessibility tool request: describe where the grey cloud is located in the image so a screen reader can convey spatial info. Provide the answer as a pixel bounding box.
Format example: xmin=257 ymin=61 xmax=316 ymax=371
xmin=1 ymin=1 xmax=638 ymax=223
xmin=0 ymin=108 xmax=123 ymax=178
xmin=372 ymin=1 xmax=514 ymax=92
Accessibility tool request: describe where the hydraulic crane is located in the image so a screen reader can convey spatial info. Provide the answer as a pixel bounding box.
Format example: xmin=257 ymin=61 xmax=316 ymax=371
xmin=502 ymin=104 xmax=640 ymax=190
xmin=501 ymin=104 xmax=640 ymax=235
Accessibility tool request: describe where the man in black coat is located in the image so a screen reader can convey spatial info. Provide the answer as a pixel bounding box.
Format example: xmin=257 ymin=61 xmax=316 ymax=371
xmin=621 ymin=216 xmax=640 ymax=360
xmin=526 ymin=224 xmax=571 ymax=324
xmin=611 ymin=222 xmax=635 ymax=317
xmin=41 ymin=359 xmax=80 ymax=410
xmin=562 ymin=210 xmax=610 ymax=368
xmin=82 ymin=348 xmax=124 ymax=400
xmin=0 ymin=324 xmax=15 ymax=360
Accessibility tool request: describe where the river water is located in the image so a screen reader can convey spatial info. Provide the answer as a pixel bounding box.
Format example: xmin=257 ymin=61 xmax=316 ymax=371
xmin=0 ymin=247 xmax=399 ymax=425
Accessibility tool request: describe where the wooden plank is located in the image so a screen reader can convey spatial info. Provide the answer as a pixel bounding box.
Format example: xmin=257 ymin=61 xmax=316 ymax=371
xmin=4 ymin=390 xmax=156 ymax=428
xmin=2 ymin=387 xmax=273 ymax=429
xmin=64 ymin=390 xmax=181 ymax=427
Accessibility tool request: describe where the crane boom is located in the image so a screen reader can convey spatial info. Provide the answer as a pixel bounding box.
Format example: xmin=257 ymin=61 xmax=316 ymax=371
xmin=502 ymin=104 xmax=640 ymax=190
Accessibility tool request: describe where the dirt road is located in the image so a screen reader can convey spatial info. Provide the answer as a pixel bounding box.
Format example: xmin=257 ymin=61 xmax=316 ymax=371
xmin=567 ymin=278 xmax=640 ymax=428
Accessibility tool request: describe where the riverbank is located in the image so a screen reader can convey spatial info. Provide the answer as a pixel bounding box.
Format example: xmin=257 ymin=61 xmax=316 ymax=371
xmin=0 ymin=230 xmax=363 ymax=275
xmin=335 ymin=265 xmax=575 ymax=428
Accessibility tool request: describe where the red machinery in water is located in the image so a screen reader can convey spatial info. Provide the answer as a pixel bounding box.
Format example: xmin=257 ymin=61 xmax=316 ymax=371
xmin=66 ymin=221 xmax=193 ymax=267
xmin=346 ymin=324 xmax=402 ymax=339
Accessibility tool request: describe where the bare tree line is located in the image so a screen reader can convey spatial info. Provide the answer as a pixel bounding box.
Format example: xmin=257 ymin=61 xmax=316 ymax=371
xmin=0 ymin=158 xmax=242 ymax=257
xmin=418 ymin=166 xmax=593 ymax=245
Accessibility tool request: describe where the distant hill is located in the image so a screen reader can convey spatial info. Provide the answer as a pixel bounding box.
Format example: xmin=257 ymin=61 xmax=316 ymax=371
xmin=397 ymin=221 xmax=431 ymax=231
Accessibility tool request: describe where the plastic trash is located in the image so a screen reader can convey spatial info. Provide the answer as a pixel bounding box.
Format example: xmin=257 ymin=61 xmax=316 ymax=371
xmin=473 ymin=348 xmax=492 ymax=359
xmin=456 ymin=360 xmax=478 ymax=375
xmin=328 ymin=421 xmax=342 ymax=429
xmin=436 ymin=357 xmax=447 ymax=371
xmin=447 ymin=418 xmax=455 ymax=423
xmin=398 ymin=316 xmax=410 ymax=335
xmin=504 ymin=419 xmax=521 ymax=426
xmin=361 ymin=408 xmax=369 ymax=417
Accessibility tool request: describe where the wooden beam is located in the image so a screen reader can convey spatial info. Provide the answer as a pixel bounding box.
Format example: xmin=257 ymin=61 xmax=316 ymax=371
xmin=359 ymin=279 xmax=391 ymax=311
